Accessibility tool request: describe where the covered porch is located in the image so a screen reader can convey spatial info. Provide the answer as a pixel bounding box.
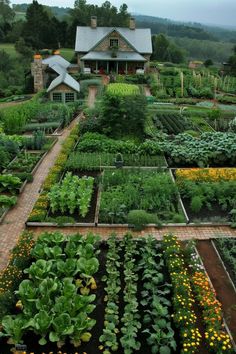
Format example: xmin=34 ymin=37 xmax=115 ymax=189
xmin=80 ymin=51 xmax=147 ymax=74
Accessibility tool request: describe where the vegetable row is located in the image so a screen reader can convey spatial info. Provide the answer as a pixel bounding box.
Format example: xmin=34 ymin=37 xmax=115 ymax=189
xmin=0 ymin=233 xmax=233 ymax=354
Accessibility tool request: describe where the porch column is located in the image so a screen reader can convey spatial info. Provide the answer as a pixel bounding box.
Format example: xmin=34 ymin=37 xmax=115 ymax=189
xmin=116 ymin=61 xmax=118 ymax=74
xmin=107 ymin=61 xmax=109 ymax=73
xmin=125 ymin=61 xmax=128 ymax=74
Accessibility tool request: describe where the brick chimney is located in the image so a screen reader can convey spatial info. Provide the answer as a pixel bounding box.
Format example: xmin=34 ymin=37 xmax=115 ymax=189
xmin=91 ymin=16 xmax=97 ymax=29
xmin=129 ymin=17 xmax=135 ymax=30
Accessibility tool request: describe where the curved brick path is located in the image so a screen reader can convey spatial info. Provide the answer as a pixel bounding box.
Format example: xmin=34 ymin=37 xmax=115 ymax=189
xmin=0 ymin=117 xmax=79 ymax=270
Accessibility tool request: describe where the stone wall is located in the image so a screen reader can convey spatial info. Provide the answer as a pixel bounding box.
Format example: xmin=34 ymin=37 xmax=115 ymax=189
xmin=31 ymin=58 xmax=47 ymax=92
xmin=51 ymin=84 xmax=76 ymax=92
xmin=93 ymin=31 xmax=134 ymax=52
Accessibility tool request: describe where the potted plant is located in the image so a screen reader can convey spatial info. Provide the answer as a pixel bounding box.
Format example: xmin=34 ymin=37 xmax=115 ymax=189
xmin=114 ymin=153 xmax=123 ymax=168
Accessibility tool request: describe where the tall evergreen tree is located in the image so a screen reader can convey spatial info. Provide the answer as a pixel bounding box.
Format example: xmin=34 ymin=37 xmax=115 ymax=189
xmin=22 ymin=0 xmax=57 ymax=49
xmin=0 ymin=0 xmax=15 ymax=42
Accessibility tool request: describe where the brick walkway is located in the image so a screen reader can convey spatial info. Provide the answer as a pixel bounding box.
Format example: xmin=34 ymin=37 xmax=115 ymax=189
xmin=0 ymin=117 xmax=79 ymax=270
xmin=144 ymin=85 xmax=151 ymax=97
xmin=29 ymin=225 xmax=236 ymax=240
xmin=87 ymin=86 xmax=98 ymax=108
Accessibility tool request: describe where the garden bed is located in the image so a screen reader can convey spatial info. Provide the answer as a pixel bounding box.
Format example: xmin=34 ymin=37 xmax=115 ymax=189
xmin=197 ymin=240 xmax=236 ymax=346
xmin=213 ymin=238 xmax=236 ymax=288
xmin=42 ymin=171 xmax=100 ymax=225
xmin=181 ymin=198 xmax=230 ymax=224
xmin=0 ymin=233 xmax=234 ymax=354
xmin=98 ymin=169 xmax=186 ymax=226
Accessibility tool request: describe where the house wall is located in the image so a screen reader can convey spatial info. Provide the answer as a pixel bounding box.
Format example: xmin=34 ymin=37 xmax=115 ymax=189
xmin=49 ymin=84 xmax=77 ymax=102
xmin=93 ymin=31 xmax=134 ymax=52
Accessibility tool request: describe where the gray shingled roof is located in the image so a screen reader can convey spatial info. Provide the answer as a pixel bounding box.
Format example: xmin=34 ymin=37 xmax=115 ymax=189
xmin=81 ymin=51 xmax=147 ymax=62
xmin=42 ymin=55 xmax=70 ymax=69
xmin=47 ymin=73 xmax=80 ymax=93
xmin=49 ymin=63 xmax=66 ymax=75
xmin=75 ymin=27 xmax=152 ymax=54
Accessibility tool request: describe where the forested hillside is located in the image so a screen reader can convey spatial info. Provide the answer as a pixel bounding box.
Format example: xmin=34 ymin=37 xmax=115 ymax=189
xmin=7 ymin=2 xmax=235 ymax=63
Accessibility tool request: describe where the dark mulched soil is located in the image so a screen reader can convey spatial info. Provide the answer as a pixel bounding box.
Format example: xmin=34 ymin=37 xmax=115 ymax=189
xmin=182 ymin=198 xmax=230 ymax=223
xmin=197 ymin=240 xmax=236 ymax=344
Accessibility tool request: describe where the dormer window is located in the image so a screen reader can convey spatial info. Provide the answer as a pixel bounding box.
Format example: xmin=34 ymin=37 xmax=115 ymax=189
xmin=110 ymin=38 xmax=119 ymax=48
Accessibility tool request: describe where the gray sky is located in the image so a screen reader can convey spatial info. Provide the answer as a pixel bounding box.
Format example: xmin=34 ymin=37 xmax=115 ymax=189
xmin=12 ymin=0 xmax=236 ymax=27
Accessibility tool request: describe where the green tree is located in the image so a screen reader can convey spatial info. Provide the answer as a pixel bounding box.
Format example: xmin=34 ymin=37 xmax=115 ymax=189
xmin=151 ymin=34 xmax=185 ymax=63
xmin=228 ymin=46 xmax=236 ymax=76
xmin=204 ymin=59 xmax=213 ymax=67
xmin=99 ymin=92 xmax=146 ymax=137
xmin=0 ymin=0 xmax=15 ymax=41
xmin=0 ymin=0 xmax=14 ymax=25
xmin=5 ymin=20 xmax=24 ymax=42
xmin=15 ymin=37 xmax=33 ymax=58
xmin=0 ymin=49 xmax=11 ymax=72
xmin=169 ymin=43 xmax=185 ymax=63
xmin=22 ymin=0 xmax=57 ymax=49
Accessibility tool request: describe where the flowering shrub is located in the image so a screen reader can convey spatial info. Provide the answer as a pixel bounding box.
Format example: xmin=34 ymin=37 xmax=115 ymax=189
xmin=185 ymin=241 xmax=233 ymax=353
xmin=192 ymin=271 xmax=233 ymax=353
xmin=162 ymin=234 xmax=201 ymax=353
xmin=176 ymin=168 xmax=236 ymax=182
xmin=0 ymin=232 xmax=34 ymax=321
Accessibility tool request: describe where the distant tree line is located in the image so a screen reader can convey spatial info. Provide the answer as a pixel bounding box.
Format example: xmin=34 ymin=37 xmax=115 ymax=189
xmin=172 ymin=37 xmax=234 ymax=63
xmin=151 ymin=34 xmax=185 ymax=63
xmin=0 ymin=0 xmax=130 ymax=49
xmin=137 ymin=20 xmax=217 ymax=41
xmin=228 ymin=46 xmax=236 ymax=76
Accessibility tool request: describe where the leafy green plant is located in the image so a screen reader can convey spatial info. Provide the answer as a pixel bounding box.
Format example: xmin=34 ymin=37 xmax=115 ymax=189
xmin=139 ymin=236 xmax=176 ymax=354
xmin=120 ymin=233 xmax=141 ymax=353
xmin=0 ymin=174 xmax=21 ymax=193
xmin=48 ymin=172 xmax=94 ymax=218
xmin=127 ymin=209 xmax=161 ymax=230
xmin=0 ymin=232 xmax=100 ymax=349
xmin=99 ymin=170 xmax=179 ymax=224
xmin=0 ymin=195 xmax=17 ymax=207
xmin=100 ymin=234 xmax=121 ymax=352
xmin=190 ymin=195 xmax=203 ymax=213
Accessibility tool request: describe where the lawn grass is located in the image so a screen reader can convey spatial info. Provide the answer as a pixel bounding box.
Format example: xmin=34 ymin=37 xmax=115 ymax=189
xmin=59 ymin=48 xmax=75 ymax=61
xmin=0 ymin=43 xmax=74 ymax=62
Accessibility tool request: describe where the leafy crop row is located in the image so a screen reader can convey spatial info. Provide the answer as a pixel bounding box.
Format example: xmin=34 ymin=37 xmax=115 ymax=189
xmin=106 ymin=83 xmax=140 ymax=97
xmin=48 ymin=172 xmax=94 ymax=217
xmin=0 ymin=232 xmax=100 ymax=349
xmin=66 ymin=152 xmax=166 ymax=170
xmin=99 ymin=234 xmax=121 ymax=353
xmin=139 ymin=235 xmax=176 ymax=354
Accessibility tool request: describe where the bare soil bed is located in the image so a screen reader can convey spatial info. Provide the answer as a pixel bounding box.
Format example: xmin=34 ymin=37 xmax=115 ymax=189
xmin=197 ymin=240 xmax=236 ymax=343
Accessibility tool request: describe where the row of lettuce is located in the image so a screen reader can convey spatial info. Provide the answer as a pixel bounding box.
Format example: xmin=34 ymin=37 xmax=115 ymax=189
xmin=0 ymin=232 xmax=233 ymax=354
